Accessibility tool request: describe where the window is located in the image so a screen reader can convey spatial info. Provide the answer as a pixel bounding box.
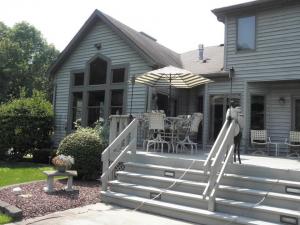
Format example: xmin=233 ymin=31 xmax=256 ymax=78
xmin=71 ymin=92 xmax=83 ymax=128
xmin=112 ymin=68 xmax=125 ymax=83
xmin=251 ymin=95 xmax=265 ymax=130
xmin=110 ymin=90 xmax=124 ymax=115
xmin=88 ymin=91 xmax=105 ymax=126
xmin=89 ymin=57 xmax=107 ymax=85
xmin=294 ymin=99 xmax=300 ymax=131
xmin=237 ymin=16 xmax=256 ymax=51
xmin=74 ymin=72 xmax=84 ymax=86
xmin=68 ymin=55 xmax=127 ymax=130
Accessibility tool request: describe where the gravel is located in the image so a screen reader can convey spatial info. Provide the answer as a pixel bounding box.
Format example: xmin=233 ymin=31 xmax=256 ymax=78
xmin=0 ymin=179 xmax=101 ymax=219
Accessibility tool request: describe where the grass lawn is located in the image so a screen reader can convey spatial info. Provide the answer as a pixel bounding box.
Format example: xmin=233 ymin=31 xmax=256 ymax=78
xmin=0 ymin=213 xmax=13 ymax=224
xmin=0 ymin=161 xmax=54 ymax=187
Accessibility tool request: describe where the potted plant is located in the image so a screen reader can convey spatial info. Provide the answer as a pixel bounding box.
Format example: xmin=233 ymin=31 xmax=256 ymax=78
xmin=52 ymin=154 xmax=74 ymax=172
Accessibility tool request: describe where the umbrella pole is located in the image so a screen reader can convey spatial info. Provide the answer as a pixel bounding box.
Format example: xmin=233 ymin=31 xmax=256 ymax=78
xmin=168 ymin=74 xmax=172 ymax=116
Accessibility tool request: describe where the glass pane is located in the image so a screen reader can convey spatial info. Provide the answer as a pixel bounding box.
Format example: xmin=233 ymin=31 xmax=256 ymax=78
xmin=89 ymin=57 xmax=107 ymax=85
xmin=112 ymin=68 xmax=125 ymax=83
xmin=111 ymin=90 xmax=123 ymax=115
xmin=237 ymin=16 xmax=255 ymax=51
xmin=74 ymin=72 xmax=84 ymax=86
xmin=295 ymin=99 xmax=300 ymax=131
xmin=72 ymin=92 xmax=83 ymax=128
xmin=210 ymin=96 xmax=224 ymax=141
xmin=251 ymin=95 xmax=265 ymax=130
xmin=88 ymin=91 xmax=105 ymax=126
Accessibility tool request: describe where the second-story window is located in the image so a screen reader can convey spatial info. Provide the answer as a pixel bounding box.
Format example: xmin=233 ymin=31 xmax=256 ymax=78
xmin=237 ymin=16 xmax=256 ymax=51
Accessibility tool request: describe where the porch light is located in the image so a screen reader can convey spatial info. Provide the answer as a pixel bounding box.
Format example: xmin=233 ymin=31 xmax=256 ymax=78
xmin=279 ymin=97 xmax=285 ymax=105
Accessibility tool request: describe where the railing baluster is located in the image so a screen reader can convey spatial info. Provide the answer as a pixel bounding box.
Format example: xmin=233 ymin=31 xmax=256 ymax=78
xmin=101 ymin=117 xmax=138 ymax=192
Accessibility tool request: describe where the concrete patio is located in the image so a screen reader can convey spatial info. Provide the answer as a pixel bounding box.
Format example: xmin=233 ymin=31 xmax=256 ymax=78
xmin=9 ymin=203 xmax=193 ymax=225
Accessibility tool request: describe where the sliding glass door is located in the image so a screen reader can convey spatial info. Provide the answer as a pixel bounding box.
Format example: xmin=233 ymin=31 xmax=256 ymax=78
xmin=209 ymin=94 xmax=240 ymax=142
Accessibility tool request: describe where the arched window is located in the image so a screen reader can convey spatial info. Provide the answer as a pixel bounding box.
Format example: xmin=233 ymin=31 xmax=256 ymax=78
xmin=89 ymin=57 xmax=107 ymax=85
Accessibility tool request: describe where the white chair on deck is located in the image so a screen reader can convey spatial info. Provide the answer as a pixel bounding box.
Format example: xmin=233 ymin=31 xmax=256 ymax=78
xmin=146 ymin=112 xmax=170 ymax=153
xmin=250 ymin=130 xmax=271 ymax=155
xmin=176 ymin=113 xmax=203 ymax=154
xmin=285 ymin=131 xmax=300 ymax=158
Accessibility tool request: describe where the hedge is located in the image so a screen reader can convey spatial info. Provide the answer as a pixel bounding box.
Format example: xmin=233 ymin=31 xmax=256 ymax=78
xmin=57 ymin=128 xmax=105 ymax=180
xmin=0 ymin=94 xmax=54 ymax=160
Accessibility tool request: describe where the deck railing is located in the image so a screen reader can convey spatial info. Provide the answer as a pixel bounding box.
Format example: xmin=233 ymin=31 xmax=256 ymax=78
xmin=101 ymin=116 xmax=138 ymax=191
xmin=203 ymin=108 xmax=239 ymax=211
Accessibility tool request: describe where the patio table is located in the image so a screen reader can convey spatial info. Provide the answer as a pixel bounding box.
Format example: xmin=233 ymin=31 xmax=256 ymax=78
xmin=165 ymin=117 xmax=185 ymax=152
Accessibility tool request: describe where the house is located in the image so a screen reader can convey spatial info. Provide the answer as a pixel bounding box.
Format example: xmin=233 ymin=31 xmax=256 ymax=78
xmin=49 ymin=1 xmax=300 ymax=224
xmin=49 ymin=0 xmax=300 ymax=152
xmin=210 ymin=0 xmax=300 ymax=151
xmin=48 ymin=9 xmax=224 ymax=146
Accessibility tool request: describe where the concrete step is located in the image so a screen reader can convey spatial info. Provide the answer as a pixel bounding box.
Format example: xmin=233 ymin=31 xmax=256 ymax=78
xmin=124 ymin=162 xmax=300 ymax=197
xmin=216 ymin=198 xmax=300 ymax=224
xmin=222 ymin=173 xmax=300 ymax=194
xmin=133 ymin=151 xmax=205 ymax=170
xmin=134 ymin=151 xmax=300 ymax=182
xmin=101 ymin=190 xmax=282 ymax=225
xmin=116 ymin=171 xmax=206 ymax=195
xmin=219 ymin=185 xmax=300 ymax=211
xmin=109 ymin=180 xmax=208 ymax=209
xmin=125 ymin=162 xmax=208 ymax=182
xmin=109 ymin=180 xmax=300 ymax=224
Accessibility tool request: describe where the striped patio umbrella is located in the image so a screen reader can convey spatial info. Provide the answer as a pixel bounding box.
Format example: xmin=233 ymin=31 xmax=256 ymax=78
xmin=135 ymin=65 xmax=212 ymax=115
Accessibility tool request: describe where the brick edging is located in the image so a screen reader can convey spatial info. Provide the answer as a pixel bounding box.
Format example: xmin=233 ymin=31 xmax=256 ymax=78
xmin=0 ymin=200 xmax=22 ymax=220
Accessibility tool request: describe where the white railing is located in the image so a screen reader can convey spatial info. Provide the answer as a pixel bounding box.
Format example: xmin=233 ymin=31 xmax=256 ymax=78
xmin=203 ymin=119 xmax=230 ymax=174
xmin=101 ymin=117 xmax=138 ymax=191
xmin=203 ymin=107 xmax=240 ymax=211
xmin=207 ymin=144 xmax=234 ymax=211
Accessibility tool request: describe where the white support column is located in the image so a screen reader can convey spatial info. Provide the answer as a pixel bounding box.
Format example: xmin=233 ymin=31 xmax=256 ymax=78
xmin=203 ymin=84 xmax=209 ymax=151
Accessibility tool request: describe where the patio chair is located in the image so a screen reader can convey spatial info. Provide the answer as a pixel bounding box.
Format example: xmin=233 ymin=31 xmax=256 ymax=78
xmin=176 ymin=113 xmax=203 ymax=154
xmin=146 ymin=112 xmax=170 ymax=153
xmin=250 ymin=130 xmax=271 ymax=155
xmin=284 ymin=131 xmax=300 ymax=158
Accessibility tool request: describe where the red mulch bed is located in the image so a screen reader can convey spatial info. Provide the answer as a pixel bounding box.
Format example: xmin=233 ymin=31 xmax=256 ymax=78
xmin=0 ymin=179 xmax=101 ymax=219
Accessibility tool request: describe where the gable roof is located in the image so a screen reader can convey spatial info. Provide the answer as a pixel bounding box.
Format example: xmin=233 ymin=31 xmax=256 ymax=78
xmin=180 ymin=45 xmax=228 ymax=78
xmin=48 ymin=9 xmax=182 ymax=76
xmin=212 ymin=0 xmax=299 ymax=22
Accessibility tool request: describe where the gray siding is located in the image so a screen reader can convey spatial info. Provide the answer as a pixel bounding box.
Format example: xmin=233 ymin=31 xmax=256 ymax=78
xmin=53 ymin=20 xmax=152 ymax=146
xmin=225 ymin=3 xmax=300 ymax=81
xmin=201 ymin=3 xmax=300 ymax=151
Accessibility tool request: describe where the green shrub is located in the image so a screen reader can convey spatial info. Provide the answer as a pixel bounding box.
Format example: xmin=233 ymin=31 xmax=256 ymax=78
xmin=57 ymin=128 xmax=104 ymax=180
xmin=0 ymin=91 xmax=54 ymax=160
xmin=32 ymin=148 xmax=56 ymax=164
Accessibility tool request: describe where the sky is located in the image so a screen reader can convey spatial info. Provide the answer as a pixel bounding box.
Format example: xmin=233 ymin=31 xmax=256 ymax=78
xmin=0 ymin=0 xmax=251 ymax=53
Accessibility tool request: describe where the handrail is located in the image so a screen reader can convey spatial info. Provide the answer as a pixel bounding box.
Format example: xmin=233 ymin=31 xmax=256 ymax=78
xmin=208 ymin=144 xmax=234 ymax=211
xmin=203 ymin=119 xmax=236 ymax=199
xmin=203 ymin=119 xmax=230 ymax=174
xmin=101 ymin=138 xmax=136 ymax=190
xmin=101 ymin=118 xmax=138 ymax=191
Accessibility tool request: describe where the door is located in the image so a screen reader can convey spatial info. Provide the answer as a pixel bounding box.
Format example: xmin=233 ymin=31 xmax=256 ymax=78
xmin=293 ymin=98 xmax=300 ymax=131
xmin=209 ymin=95 xmax=240 ymax=142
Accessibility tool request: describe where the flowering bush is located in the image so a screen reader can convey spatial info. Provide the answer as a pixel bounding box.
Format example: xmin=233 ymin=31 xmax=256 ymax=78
xmin=52 ymin=154 xmax=74 ymax=169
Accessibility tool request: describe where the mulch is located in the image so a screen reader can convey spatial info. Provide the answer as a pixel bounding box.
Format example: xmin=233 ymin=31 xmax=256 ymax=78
xmin=0 ymin=179 xmax=101 ymax=219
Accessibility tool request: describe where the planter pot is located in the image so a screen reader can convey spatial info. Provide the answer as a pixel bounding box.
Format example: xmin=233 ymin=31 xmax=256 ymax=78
xmin=56 ymin=166 xmax=67 ymax=173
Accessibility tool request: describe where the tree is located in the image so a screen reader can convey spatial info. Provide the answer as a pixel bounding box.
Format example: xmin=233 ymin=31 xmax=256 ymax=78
xmin=0 ymin=21 xmax=59 ymax=102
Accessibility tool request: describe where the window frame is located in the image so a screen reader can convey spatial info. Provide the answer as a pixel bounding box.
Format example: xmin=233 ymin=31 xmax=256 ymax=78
xmin=67 ymin=55 xmax=128 ymax=131
xmin=236 ymin=15 xmax=257 ymax=53
xmin=250 ymin=94 xmax=266 ymax=130
xmin=292 ymin=96 xmax=300 ymax=131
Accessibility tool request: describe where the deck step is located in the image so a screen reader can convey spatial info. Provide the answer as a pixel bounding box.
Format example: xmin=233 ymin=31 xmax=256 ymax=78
xmin=116 ymin=171 xmax=207 ymax=194
xmin=101 ymin=190 xmax=282 ymax=225
xmin=109 ymin=180 xmax=300 ymax=223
